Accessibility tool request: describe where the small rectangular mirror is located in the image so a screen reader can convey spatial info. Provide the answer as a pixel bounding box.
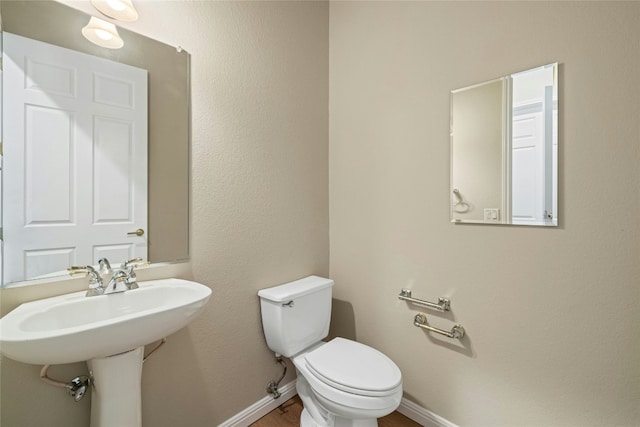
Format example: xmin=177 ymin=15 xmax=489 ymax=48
xmin=450 ymin=63 xmax=558 ymax=226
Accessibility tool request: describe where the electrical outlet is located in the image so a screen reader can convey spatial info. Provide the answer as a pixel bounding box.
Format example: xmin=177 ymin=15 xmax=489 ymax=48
xmin=484 ymin=208 xmax=500 ymax=221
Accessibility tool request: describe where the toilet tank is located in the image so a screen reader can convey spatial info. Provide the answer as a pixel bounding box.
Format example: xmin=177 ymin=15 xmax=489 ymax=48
xmin=258 ymin=276 xmax=333 ymax=357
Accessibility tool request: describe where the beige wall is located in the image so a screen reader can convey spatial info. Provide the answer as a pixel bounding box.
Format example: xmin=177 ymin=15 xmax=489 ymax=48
xmin=0 ymin=1 xmax=329 ymax=426
xmin=2 ymin=1 xmax=639 ymax=427
xmin=329 ymin=1 xmax=639 ymax=427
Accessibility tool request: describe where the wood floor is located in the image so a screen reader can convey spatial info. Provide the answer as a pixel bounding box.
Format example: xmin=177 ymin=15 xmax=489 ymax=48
xmin=250 ymin=396 xmax=421 ymax=427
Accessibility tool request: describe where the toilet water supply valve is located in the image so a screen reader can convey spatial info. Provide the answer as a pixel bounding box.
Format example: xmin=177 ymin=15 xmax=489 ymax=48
xmin=267 ymin=355 xmax=287 ymax=399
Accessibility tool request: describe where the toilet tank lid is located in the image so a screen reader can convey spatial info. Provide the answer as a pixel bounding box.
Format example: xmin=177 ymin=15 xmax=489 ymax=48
xmin=258 ymin=276 xmax=334 ymax=303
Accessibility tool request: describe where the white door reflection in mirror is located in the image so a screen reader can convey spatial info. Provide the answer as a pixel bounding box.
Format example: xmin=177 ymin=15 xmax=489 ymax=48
xmin=2 ymin=33 xmax=148 ymax=283
xmin=511 ymin=65 xmax=557 ymax=225
xmin=450 ymin=63 xmax=558 ymax=226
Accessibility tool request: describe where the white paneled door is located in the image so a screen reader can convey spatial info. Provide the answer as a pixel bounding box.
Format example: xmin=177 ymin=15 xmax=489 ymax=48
xmin=2 ymin=32 xmax=148 ymax=283
xmin=511 ymin=108 xmax=545 ymax=224
xmin=511 ymin=100 xmax=555 ymax=226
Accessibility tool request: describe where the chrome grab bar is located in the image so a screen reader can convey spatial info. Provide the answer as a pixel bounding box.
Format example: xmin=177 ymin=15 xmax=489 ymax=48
xmin=413 ymin=313 xmax=465 ymax=339
xmin=398 ymin=289 xmax=450 ymax=312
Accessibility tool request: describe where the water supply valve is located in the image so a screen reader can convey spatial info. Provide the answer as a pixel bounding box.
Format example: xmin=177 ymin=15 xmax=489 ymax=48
xmin=65 ymin=376 xmax=91 ymax=402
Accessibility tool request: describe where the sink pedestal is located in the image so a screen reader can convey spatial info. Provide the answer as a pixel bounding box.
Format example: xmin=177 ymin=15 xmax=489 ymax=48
xmin=88 ymin=347 xmax=144 ymax=427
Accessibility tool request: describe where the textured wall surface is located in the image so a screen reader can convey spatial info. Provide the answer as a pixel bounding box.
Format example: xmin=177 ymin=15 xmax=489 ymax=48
xmin=1 ymin=1 xmax=329 ymax=425
xmin=2 ymin=1 xmax=639 ymax=427
xmin=329 ymin=2 xmax=640 ymax=426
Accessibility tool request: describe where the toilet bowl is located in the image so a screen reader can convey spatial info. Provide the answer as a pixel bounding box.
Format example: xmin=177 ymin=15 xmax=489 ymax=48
xmin=258 ymin=276 xmax=403 ymax=427
xmin=294 ymin=339 xmax=403 ymax=426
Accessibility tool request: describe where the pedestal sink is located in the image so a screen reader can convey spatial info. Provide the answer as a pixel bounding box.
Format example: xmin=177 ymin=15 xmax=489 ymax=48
xmin=0 ymin=278 xmax=211 ymax=427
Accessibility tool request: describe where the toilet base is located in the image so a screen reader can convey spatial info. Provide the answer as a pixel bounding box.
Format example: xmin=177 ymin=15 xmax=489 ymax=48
xmin=334 ymin=417 xmax=377 ymax=427
xmin=301 ymin=408 xmax=322 ymax=427
xmin=301 ymin=408 xmax=377 ymax=427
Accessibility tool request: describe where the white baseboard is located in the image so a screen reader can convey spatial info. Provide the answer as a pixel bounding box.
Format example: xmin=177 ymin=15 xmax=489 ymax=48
xmin=217 ymin=380 xmax=298 ymax=427
xmin=397 ymin=397 xmax=458 ymax=427
xmin=218 ymin=381 xmax=457 ymax=427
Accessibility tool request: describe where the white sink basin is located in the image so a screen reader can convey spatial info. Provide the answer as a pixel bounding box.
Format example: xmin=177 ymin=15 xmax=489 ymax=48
xmin=0 ymin=278 xmax=211 ymax=365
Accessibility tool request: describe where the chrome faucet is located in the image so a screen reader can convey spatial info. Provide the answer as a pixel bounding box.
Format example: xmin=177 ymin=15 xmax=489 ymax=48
xmin=68 ymin=265 xmax=105 ymax=297
xmin=98 ymin=258 xmax=113 ymax=275
xmin=121 ymin=265 xmax=139 ymax=290
xmin=103 ymin=269 xmax=129 ymax=294
xmin=69 ymin=257 xmax=148 ymax=297
xmin=120 ymin=257 xmax=149 ymax=290
xmin=103 ymin=257 xmax=147 ymax=294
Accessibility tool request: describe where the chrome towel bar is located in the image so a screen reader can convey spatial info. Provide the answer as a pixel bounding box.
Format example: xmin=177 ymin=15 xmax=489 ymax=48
xmin=413 ymin=313 xmax=465 ymax=339
xmin=398 ymin=289 xmax=450 ymax=311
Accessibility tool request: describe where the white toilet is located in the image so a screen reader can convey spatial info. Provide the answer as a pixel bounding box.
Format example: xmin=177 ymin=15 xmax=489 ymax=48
xmin=258 ymin=276 xmax=403 ymax=427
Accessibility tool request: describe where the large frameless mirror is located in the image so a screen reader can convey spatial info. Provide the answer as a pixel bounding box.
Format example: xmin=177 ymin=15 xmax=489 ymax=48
xmin=1 ymin=0 xmax=190 ymax=286
xmin=450 ymin=63 xmax=558 ymax=226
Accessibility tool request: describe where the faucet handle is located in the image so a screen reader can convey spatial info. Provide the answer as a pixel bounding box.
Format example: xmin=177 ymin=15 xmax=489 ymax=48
xmin=68 ymin=265 xmax=102 ymax=282
xmin=122 ymin=257 xmax=150 ymax=269
xmin=121 ymin=258 xmax=148 ymax=290
xmin=68 ymin=265 xmax=91 ymax=276
xmin=68 ymin=266 xmax=105 ymax=297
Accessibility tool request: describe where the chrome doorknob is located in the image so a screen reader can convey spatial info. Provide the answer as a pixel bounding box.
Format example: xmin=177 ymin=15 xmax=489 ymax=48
xmin=127 ymin=228 xmax=145 ymax=237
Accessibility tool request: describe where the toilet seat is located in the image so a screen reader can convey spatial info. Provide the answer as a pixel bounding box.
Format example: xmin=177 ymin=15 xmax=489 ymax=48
xmin=293 ymin=339 xmax=403 ymax=415
xmin=303 ymin=338 xmax=402 ymax=397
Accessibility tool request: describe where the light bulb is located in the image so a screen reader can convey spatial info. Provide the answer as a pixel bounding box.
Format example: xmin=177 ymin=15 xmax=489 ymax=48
xmin=105 ymin=0 xmax=127 ymax=12
xmin=81 ymin=17 xmax=123 ymax=49
xmin=90 ymin=0 xmax=139 ymax=22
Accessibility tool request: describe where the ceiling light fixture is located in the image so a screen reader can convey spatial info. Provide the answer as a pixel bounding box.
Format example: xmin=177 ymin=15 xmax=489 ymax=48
xmin=90 ymin=0 xmax=139 ymax=22
xmin=81 ymin=16 xmax=124 ymax=49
